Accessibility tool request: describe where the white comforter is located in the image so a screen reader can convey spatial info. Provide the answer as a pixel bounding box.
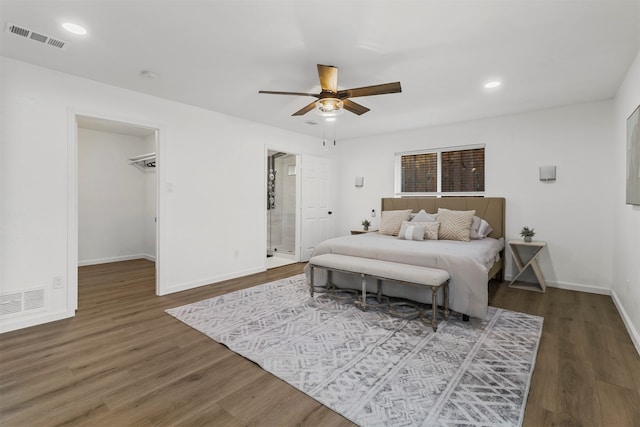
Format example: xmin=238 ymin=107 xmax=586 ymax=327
xmin=304 ymin=233 xmax=505 ymax=320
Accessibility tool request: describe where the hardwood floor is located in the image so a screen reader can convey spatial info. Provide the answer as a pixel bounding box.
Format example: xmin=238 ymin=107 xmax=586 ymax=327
xmin=1 ymin=259 xmax=639 ymax=426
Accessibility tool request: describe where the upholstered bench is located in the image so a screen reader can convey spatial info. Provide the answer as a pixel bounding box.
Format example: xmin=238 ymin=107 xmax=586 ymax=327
xmin=308 ymin=253 xmax=450 ymax=331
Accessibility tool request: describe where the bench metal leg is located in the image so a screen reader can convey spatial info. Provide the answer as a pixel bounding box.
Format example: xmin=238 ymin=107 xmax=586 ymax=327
xmin=310 ymin=265 xmax=315 ymax=297
xmin=360 ymin=273 xmax=367 ymax=310
xmin=443 ymin=282 xmax=450 ymax=320
xmin=431 ymin=285 xmax=438 ymax=332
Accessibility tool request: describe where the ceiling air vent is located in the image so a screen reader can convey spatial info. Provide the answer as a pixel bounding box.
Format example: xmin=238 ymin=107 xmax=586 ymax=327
xmin=5 ymin=22 xmax=67 ymax=50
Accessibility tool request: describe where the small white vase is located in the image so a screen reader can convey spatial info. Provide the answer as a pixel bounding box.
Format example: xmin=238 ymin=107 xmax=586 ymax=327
xmin=524 ymin=236 xmax=532 ymax=242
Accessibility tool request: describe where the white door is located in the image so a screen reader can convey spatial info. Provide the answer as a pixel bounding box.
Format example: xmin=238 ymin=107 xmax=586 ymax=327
xmin=299 ymin=155 xmax=331 ymax=261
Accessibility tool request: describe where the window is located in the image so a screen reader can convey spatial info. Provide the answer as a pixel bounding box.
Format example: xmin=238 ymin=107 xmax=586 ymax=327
xmin=395 ymin=145 xmax=485 ymax=195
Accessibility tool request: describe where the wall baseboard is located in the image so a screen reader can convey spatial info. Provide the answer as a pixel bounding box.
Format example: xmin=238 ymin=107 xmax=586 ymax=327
xmin=503 ymin=274 xmax=611 ymax=295
xmin=0 ymin=309 xmax=74 ymax=334
xmin=78 ymin=254 xmax=155 ymax=266
xmin=503 ymin=274 xmax=639 ymax=356
xmin=159 ymin=266 xmax=266 ymax=296
xmin=611 ymin=290 xmax=640 ymax=356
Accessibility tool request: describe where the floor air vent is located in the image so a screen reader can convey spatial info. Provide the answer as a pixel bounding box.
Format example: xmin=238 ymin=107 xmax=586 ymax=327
xmin=1 ymin=288 xmax=46 ymax=316
xmin=5 ymin=22 xmax=67 ymax=50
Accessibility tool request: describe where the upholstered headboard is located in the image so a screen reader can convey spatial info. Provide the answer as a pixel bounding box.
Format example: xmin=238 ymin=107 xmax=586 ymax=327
xmin=381 ymin=197 xmax=506 ymax=239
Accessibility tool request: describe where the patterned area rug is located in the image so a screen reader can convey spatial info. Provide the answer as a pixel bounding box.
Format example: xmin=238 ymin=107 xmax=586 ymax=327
xmin=166 ymin=274 xmax=543 ymax=426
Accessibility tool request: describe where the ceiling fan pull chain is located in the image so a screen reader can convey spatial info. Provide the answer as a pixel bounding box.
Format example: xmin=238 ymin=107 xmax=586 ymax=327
xmin=322 ymin=122 xmax=326 ymax=146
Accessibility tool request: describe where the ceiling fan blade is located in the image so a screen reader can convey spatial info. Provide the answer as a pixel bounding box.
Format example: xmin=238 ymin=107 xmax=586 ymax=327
xmin=292 ymin=101 xmax=317 ymax=116
xmin=259 ymin=90 xmax=319 ymax=97
xmin=317 ymin=64 xmax=338 ymax=93
xmin=343 ymin=99 xmax=370 ymax=115
xmin=338 ymin=82 xmax=402 ymax=98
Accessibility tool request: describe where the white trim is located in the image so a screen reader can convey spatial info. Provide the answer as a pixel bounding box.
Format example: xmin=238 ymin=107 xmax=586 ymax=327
xmin=394 ymin=143 xmax=486 ymax=156
xmin=158 ymin=267 xmax=265 ymax=296
xmin=501 ymin=276 xmax=639 ymax=355
xmin=0 ymin=309 xmax=74 ymax=334
xmin=264 ymin=145 xmax=302 ymax=266
xmin=67 ymin=110 xmax=78 ymax=312
xmin=503 ymin=274 xmax=611 ymax=295
xmin=68 ymin=108 xmax=163 ymax=311
xmin=78 ymin=254 xmax=156 ymax=267
xmin=395 ymin=192 xmax=487 ymax=197
xmin=611 ymin=290 xmax=640 ymax=356
xmin=394 ymin=144 xmax=486 ymax=196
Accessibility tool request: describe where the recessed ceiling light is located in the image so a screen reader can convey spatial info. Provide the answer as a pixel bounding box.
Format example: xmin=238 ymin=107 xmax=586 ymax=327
xmin=484 ymin=81 xmax=501 ymax=89
xmin=62 ymin=23 xmax=87 ymax=35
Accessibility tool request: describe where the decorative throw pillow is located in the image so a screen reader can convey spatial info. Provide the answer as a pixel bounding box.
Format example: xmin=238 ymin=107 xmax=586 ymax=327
xmin=379 ymin=210 xmax=412 ymax=236
xmin=478 ymin=219 xmax=494 ymax=238
xmin=470 ymin=216 xmax=494 ymax=239
xmin=404 ymin=221 xmax=439 ymax=240
xmin=411 ymin=209 xmax=437 ymax=223
xmin=469 ymin=216 xmax=482 ymax=239
xmin=437 ymin=208 xmax=476 ymax=241
xmin=397 ymin=223 xmax=426 ymax=241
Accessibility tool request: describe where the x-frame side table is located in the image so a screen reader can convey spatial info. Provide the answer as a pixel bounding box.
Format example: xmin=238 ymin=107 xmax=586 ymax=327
xmin=508 ymin=240 xmax=548 ymax=293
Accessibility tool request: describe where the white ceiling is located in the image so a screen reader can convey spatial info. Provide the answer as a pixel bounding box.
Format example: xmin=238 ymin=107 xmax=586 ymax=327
xmin=2 ymin=0 xmax=639 ymax=141
xmin=76 ymin=115 xmax=157 ymax=137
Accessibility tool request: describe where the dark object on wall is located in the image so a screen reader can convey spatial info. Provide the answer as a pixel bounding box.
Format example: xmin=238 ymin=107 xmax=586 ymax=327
xmin=539 ymin=165 xmax=556 ymax=181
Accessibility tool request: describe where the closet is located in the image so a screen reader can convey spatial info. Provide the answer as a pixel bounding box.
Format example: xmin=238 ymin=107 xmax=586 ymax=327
xmin=77 ymin=117 xmax=157 ymax=266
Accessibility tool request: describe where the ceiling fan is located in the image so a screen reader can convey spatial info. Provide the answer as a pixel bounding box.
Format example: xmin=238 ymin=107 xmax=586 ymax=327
xmin=259 ymin=64 xmax=402 ymax=117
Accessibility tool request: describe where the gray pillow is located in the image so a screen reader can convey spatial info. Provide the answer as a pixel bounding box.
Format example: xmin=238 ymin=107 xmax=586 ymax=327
xmin=397 ymin=223 xmax=426 ymax=241
xmin=470 ymin=216 xmax=494 ymax=239
xmin=411 ymin=209 xmax=437 ymax=223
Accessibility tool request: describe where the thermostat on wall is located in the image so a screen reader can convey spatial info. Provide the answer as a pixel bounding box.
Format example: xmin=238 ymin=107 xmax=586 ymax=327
xmin=539 ymin=165 xmax=556 ymax=181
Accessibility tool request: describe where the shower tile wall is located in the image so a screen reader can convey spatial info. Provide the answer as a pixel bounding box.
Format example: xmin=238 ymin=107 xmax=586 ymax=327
xmin=268 ymin=154 xmax=296 ymax=255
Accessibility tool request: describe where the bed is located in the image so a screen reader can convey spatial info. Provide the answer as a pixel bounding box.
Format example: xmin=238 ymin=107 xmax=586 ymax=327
xmin=304 ymin=197 xmax=505 ymax=320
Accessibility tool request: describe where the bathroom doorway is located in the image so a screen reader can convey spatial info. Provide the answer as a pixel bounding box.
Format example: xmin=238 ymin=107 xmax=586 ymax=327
xmin=266 ymin=150 xmax=297 ymax=268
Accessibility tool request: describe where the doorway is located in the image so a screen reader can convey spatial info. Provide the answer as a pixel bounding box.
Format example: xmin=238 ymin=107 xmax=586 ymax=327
xmin=266 ymin=150 xmax=297 ymax=269
xmin=72 ymin=114 xmax=160 ymax=308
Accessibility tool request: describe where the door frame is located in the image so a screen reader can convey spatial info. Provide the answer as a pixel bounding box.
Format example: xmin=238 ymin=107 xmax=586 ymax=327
xmin=264 ymin=145 xmax=301 ymax=264
xmin=68 ymin=109 xmax=163 ymax=311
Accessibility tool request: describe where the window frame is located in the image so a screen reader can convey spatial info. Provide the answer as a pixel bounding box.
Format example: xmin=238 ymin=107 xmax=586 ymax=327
xmin=394 ymin=144 xmax=486 ymax=196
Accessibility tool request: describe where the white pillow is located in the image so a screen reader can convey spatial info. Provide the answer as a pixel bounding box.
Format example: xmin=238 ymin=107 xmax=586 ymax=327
xmin=403 ymin=220 xmax=439 ymax=240
xmin=379 ymin=210 xmax=413 ymax=236
xmin=411 ymin=209 xmax=437 ymax=223
xmin=397 ymin=223 xmax=426 ymax=241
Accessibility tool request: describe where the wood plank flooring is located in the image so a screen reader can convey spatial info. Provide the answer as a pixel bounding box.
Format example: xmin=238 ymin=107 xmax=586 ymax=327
xmin=1 ymin=259 xmax=639 ymax=426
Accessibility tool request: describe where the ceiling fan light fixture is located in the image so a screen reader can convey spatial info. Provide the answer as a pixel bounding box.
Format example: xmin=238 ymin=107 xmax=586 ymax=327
xmin=316 ymin=98 xmax=344 ymax=117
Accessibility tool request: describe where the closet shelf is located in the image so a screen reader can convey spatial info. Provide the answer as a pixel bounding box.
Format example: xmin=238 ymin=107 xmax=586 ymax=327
xmin=129 ymin=152 xmax=156 ymax=171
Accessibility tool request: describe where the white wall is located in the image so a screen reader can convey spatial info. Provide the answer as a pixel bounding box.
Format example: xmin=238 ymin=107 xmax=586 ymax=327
xmin=335 ymin=100 xmax=615 ymax=293
xmin=78 ymin=128 xmax=154 ymax=265
xmin=143 ymin=133 xmax=157 ymax=259
xmin=612 ymin=50 xmax=640 ymax=353
xmin=0 ymin=57 xmax=333 ymax=332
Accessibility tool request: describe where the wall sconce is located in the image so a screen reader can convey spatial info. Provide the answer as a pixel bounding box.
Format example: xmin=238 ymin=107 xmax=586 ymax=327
xmin=539 ymin=165 xmax=556 ymax=181
xmin=355 ymin=176 xmax=364 ymax=187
